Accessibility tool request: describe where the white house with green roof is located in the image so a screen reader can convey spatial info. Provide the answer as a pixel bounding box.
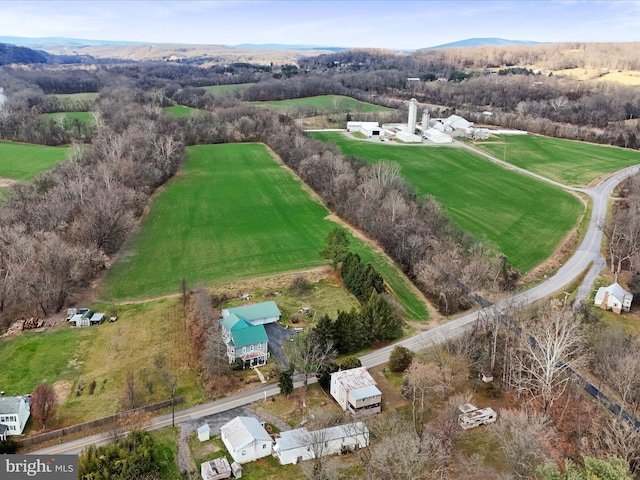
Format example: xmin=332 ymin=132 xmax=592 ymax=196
xmin=220 ymin=314 xmax=269 ymax=368
xmin=222 ymin=301 xmax=281 ymax=326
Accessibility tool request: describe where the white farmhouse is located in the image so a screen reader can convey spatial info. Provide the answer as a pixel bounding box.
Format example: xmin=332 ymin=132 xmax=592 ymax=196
xmin=594 ymin=282 xmax=633 ymax=313
xmin=330 ymin=367 xmax=381 ymax=416
xmin=0 ymin=396 xmax=30 ymax=440
xmin=273 ymin=422 xmax=369 ymax=465
xmin=220 ymin=416 xmax=272 ymax=464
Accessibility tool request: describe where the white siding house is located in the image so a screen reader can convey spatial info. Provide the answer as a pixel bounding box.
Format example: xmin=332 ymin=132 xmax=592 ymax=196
xmin=273 ymin=422 xmax=369 ymax=465
xmin=220 ymin=416 xmax=272 ymax=464
xmin=330 ymin=367 xmax=381 ymax=417
xmin=0 ymin=396 xmax=30 ymax=439
xmin=595 ymin=282 xmax=633 ymax=313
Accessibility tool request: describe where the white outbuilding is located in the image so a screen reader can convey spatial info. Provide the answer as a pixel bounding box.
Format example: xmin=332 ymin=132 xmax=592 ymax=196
xmin=347 ymin=121 xmax=381 ymax=137
xmin=220 ymin=416 xmax=273 ymax=464
xmin=330 ymin=367 xmax=381 ymax=416
xmin=423 ymin=128 xmax=453 ymax=144
xmin=395 ymin=130 xmax=422 ymax=143
xmin=444 ymin=114 xmax=472 ymax=129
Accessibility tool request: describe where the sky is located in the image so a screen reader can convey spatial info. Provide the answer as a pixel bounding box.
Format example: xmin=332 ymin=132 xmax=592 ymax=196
xmin=1 ymin=0 xmax=638 ymax=50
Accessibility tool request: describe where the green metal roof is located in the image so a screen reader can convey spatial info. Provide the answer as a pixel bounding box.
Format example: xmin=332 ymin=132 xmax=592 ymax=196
xmin=227 ymin=301 xmax=281 ymax=322
xmin=220 ymin=314 xmax=268 ymax=347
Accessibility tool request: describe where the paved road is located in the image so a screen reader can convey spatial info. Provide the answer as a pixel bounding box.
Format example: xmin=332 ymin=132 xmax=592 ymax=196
xmin=33 ymin=148 xmax=640 ymax=456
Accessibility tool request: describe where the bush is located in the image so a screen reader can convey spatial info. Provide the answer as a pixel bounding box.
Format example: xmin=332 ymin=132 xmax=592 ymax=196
xmin=389 ymin=346 xmax=414 ymax=372
xmin=231 ymin=358 xmax=245 ymax=371
xmin=88 ymin=380 xmax=97 ymax=395
xmin=0 ymin=438 xmax=18 ymax=454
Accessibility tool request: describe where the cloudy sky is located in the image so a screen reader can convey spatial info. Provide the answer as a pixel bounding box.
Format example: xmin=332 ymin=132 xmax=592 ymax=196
xmin=1 ymin=0 xmax=638 ymax=50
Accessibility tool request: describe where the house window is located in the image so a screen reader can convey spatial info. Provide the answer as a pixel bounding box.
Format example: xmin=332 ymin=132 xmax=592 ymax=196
xmin=257 ymin=344 xmax=261 ymax=350
xmin=242 ymin=450 xmax=246 ymax=455
xmin=250 ymin=345 xmax=254 ymax=351
xmin=263 ymin=444 xmax=267 ymax=449
xmin=243 ymin=347 xmax=246 ymax=353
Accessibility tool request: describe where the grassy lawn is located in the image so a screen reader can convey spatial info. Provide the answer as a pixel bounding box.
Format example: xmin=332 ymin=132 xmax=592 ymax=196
xmin=149 ymin=427 xmax=182 ymax=479
xmin=0 ymin=141 xmax=68 ymax=180
xmin=99 ymin=143 xmax=428 ymax=320
xmin=471 ymin=135 xmax=640 ymax=186
xmin=251 ymin=95 xmax=394 ymax=114
xmin=1 ymin=297 xmax=205 ymax=428
xmin=310 ymin=132 xmax=584 ymax=275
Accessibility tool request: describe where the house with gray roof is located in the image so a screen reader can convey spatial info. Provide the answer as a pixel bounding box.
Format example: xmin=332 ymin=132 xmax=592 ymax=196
xmin=220 ymin=416 xmax=273 ymax=464
xmin=595 ymin=282 xmax=633 ymax=313
xmin=330 ymin=367 xmax=382 ymax=417
xmin=0 ymin=395 xmax=30 ymax=440
xmin=273 ymin=422 xmax=369 ymax=465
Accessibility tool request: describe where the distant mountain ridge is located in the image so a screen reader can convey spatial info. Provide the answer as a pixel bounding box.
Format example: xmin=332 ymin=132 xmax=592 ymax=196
xmin=422 ymin=38 xmax=544 ymax=50
xmin=0 ymin=36 xmax=146 ymax=49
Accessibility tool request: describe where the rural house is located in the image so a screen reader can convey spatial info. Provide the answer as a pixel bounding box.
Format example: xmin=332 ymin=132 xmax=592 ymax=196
xmin=221 ymin=301 xmax=281 ymax=326
xmin=0 ymin=395 xmax=30 ymax=440
xmin=330 ymin=367 xmax=382 ymax=417
xmin=594 ymin=282 xmax=633 ymax=313
xmin=220 ymin=416 xmax=273 ymax=464
xmin=273 ymin=422 xmax=369 ymax=465
xmin=220 ymin=301 xmax=281 ymax=368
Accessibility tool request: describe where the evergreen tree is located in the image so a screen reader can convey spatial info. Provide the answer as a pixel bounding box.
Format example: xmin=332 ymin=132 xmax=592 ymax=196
xmin=278 ymin=367 xmax=294 ymax=397
xmin=334 ymin=308 xmax=364 ymax=353
xmin=312 ymin=314 xmax=336 ymax=348
xmin=319 ymin=227 xmax=350 ymax=269
xmin=361 ymin=292 xmax=403 ymax=343
xmin=389 ymin=346 xmax=414 ymax=372
xmin=362 ymin=262 xmax=385 ymax=301
xmin=316 ymin=361 xmax=339 ymax=389
xmin=340 ymin=356 xmax=362 ymax=370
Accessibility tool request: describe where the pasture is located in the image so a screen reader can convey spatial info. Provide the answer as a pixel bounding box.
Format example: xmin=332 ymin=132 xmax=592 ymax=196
xmin=251 ymin=94 xmax=394 ymax=114
xmin=99 ymin=143 xmax=427 ymax=320
xmin=45 ymin=92 xmax=99 ymax=102
xmin=42 ymin=111 xmax=93 ymax=123
xmin=472 ymin=135 xmax=640 ymax=186
xmin=203 ymin=83 xmax=255 ymax=95
xmin=310 ymin=132 xmax=584 ymax=274
xmin=0 ymin=141 xmax=68 ymax=180
xmin=164 ymin=105 xmax=210 ymax=117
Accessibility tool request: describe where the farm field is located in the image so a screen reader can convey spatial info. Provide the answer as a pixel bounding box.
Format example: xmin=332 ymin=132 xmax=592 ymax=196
xmin=310 ymin=132 xmax=584 ymax=274
xmin=42 ymin=111 xmax=93 ymax=123
xmin=203 ymin=83 xmax=255 ymax=95
xmin=251 ymin=94 xmax=394 ymax=114
xmin=99 ymin=143 xmax=427 ymax=320
xmin=164 ymin=105 xmax=210 ymax=117
xmin=471 ymin=135 xmax=640 ymax=186
xmin=45 ymin=92 xmax=99 ymax=102
xmin=0 ymin=140 xmax=68 ymax=180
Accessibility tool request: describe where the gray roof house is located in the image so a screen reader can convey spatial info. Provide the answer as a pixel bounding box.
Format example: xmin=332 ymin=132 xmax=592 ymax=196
xmin=220 ymin=416 xmax=273 ymax=464
xmin=0 ymin=396 xmax=30 ymax=439
xmin=595 ymin=282 xmax=633 ymax=313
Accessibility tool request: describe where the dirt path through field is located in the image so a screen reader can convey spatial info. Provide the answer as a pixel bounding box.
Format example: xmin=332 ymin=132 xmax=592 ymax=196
xmin=0 ymin=178 xmax=17 ymax=187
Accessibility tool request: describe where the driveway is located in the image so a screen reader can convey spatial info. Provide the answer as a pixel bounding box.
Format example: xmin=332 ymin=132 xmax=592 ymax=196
xmin=265 ymin=322 xmax=295 ymax=369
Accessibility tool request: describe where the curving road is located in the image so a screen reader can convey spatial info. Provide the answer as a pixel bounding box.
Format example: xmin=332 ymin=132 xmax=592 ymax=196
xmin=33 ymin=146 xmax=640 ymax=456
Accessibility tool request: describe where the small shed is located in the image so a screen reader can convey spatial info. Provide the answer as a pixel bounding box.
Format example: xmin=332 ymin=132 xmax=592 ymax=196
xmin=197 ymin=424 xmax=211 ymax=442
xmin=231 ymin=462 xmax=243 ymax=479
xmin=200 ymin=457 xmax=232 ymax=480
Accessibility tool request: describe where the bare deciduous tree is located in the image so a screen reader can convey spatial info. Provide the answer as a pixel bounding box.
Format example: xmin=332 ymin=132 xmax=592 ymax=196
xmin=284 ymin=331 xmax=336 ymax=389
xmin=30 ymin=382 xmax=58 ymax=430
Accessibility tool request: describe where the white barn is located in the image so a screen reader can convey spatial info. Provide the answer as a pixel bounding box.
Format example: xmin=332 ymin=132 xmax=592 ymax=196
xmin=330 ymin=367 xmax=381 ymax=417
xmin=395 ymin=130 xmax=422 ymax=143
xmin=273 ymin=422 xmax=369 ymax=465
xmin=444 ymin=114 xmax=472 ymax=129
xmin=423 ymin=128 xmax=453 ymax=144
xmin=0 ymin=396 xmax=30 ymax=439
xmin=594 ymin=282 xmax=633 ymax=314
xmin=220 ymin=416 xmax=273 ymax=464
xmin=347 ymin=121 xmax=381 ymax=137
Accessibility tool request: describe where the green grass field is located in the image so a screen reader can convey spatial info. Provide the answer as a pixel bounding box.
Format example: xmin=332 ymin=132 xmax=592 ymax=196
xmin=42 ymin=111 xmax=94 ymax=122
xmin=251 ymin=95 xmax=394 ymax=114
xmin=472 ymin=135 xmax=640 ymax=186
xmin=202 ymin=83 xmax=255 ymax=95
xmin=99 ymin=143 xmax=428 ymax=320
xmin=310 ymin=132 xmax=584 ymax=274
xmin=0 ymin=141 xmax=68 ymax=180
xmin=45 ymin=92 xmax=99 ymax=102
xmin=164 ymin=105 xmax=211 ymax=117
